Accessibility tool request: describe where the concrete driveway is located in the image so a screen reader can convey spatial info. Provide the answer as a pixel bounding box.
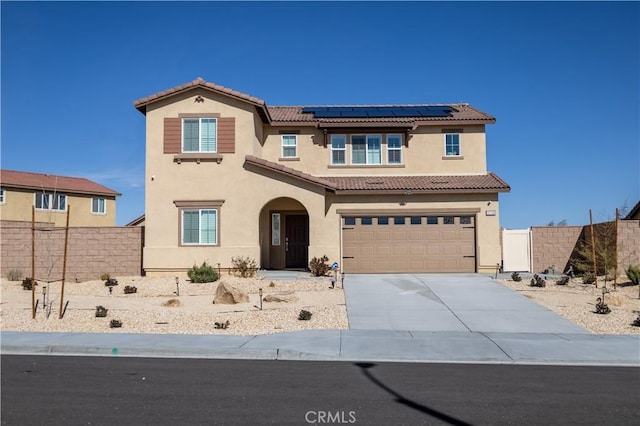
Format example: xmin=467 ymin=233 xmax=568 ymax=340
xmin=343 ymin=274 xmax=588 ymax=334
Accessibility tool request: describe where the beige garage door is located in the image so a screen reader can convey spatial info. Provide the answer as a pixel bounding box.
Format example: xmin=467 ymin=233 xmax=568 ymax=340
xmin=342 ymin=215 xmax=476 ymax=273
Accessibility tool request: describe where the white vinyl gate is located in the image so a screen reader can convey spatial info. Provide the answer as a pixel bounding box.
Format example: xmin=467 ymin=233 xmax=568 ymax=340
xmin=502 ymin=229 xmax=531 ymax=272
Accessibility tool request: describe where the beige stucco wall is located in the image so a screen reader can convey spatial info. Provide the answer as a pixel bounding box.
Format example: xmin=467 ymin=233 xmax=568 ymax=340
xmin=142 ymin=88 xmax=502 ymax=275
xmin=260 ymin=125 xmax=487 ymax=176
xmin=0 ymin=188 xmax=116 ymax=226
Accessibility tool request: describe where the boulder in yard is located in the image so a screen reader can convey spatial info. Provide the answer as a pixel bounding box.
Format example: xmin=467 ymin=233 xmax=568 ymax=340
xmin=263 ymin=292 xmax=298 ymax=303
xmin=213 ymin=282 xmax=249 ymax=304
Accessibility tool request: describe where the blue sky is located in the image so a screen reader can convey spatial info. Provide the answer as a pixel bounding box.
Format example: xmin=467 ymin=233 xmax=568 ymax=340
xmin=2 ymin=1 xmax=638 ymax=227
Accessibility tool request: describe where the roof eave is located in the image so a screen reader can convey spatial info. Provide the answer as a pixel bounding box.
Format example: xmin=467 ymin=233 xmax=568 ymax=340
xmin=1 ymin=183 xmax=121 ymax=197
xmin=334 ymin=188 xmax=510 ymax=195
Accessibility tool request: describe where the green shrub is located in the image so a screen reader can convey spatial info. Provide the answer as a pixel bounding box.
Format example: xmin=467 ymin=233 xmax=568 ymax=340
xmin=22 ymin=278 xmax=36 ymax=290
xmin=95 ymin=306 xmax=108 ymax=318
xmin=625 ymin=265 xmax=640 ymax=285
xmin=231 ymin=256 xmax=257 ymax=278
xmin=123 ymin=286 xmax=137 ymax=294
xmin=555 ymin=276 xmax=570 ymax=286
xmin=582 ymin=272 xmax=596 ymax=285
xmin=100 ymin=273 xmax=110 ymax=281
xmin=511 ymin=272 xmax=522 ymax=282
xmin=632 ymin=313 xmax=640 ymax=327
xmin=6 ymin=269 xmax=23 ymax=281
xmin=595 ymin=299 xmax=611 ymax=315
xmin=529 ymin=274 xmax=546 ymax=288
xmin=298 ymin=309 xmax=312 ymax=321
xmin=188 ymin=262 xmax=220 ymax=283
xmin=214 ymin=320 xmax=230 ymax=329
xmin=104 ymin=278 xmax=118 ymax=287
xmin=110 ymin=319 xmax=122 ymax=328
xmin=309 ymin=255 xmax=331 ymax=277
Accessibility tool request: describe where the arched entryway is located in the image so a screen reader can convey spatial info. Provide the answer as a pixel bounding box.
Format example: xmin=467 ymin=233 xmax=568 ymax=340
xmin=259 ymin=197 xmax=309 ymax=270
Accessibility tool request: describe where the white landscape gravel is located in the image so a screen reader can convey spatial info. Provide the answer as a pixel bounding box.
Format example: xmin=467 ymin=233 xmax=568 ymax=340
xmin=0 ymin=275 xmax=348 ymax=336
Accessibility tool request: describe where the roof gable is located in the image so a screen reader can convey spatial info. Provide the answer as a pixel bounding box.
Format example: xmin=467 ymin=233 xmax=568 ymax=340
xmin=0 ymin=169 xmax=121 ymax=197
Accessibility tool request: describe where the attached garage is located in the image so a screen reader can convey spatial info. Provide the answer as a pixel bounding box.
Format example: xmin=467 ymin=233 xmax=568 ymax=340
xmin=342 ymin=214 xmax=476 ymax=273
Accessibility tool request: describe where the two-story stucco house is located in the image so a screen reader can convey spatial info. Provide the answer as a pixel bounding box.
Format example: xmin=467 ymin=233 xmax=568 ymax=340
xmin=134 ymin=78 xmax=509 ymax=276
xmin=0 ymin=170 xmax=120 ymax=227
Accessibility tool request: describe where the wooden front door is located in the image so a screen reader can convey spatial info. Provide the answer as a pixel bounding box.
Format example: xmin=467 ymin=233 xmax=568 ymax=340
xmin=285 ymin=214 xmax=309 ymax=268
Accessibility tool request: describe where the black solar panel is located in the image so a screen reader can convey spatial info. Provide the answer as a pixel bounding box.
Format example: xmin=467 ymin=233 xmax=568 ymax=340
xmin=301 ymin=106 xmax=456 ymax=118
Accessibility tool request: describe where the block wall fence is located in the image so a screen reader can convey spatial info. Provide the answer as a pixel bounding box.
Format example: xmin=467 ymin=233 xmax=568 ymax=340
xmin=1 ymin=220 xmax=143 ymax=282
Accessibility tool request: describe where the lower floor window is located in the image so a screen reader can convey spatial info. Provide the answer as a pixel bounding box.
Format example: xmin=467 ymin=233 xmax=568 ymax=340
xmin=182 ymin=209 xmax=217 ymax=245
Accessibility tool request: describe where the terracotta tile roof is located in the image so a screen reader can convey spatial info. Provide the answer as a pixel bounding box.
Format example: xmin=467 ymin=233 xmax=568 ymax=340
xmin=0 ymin=170 xmax=121 ymax=196
xmin=134 ymin=78 xmax=494 ymax=127
xmin=268 ymin=104 xmax=495 ymax=126
xmin=244 ymin=156 xmax=510 ymax=194
xmin=133 ymin=78 xmax=272 ymax=123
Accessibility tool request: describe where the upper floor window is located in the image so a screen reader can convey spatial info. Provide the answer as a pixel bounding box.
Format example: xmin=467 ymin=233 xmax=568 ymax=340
xmin=35 ymin=193 xmax=66 ymax=211
xmin=387 ymin=134 xmax=402 ymax=164
xmin=0 ymin=188 xmax=5 ymax=204
xmin=183 ymin=118 xmax=217 ymax=153
xmin=281 ymin=135 xmax=297 ymax=158
xmin=352 ymin=134 xmax=381 ymax=165
xmin=330 ymin=134 xmax=346 ymax=165
xmin=92 ymin=197 xmax=106 ymax=214
xmin=445 ymin=133 xmax=461 ymax=156
xmin=182 ymin=209 xmax=217 ymax=245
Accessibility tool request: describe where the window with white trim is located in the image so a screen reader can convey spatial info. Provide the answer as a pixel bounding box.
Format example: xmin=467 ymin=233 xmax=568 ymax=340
xmin=35 ymin=193 xmax=66 ymax=211
xmin=387 ymin=134 xmax=402 ymax=164
xmin=182 ymin=209 xmax=217 ymax=245
xmin=0 ymin=188 xmax=5 ymax=204
xmin=330 ymin=134 xmax=346 ymax=164
xmin=182 ymin=118 xmax=217 ymax=153
xmin=92 ymin=197 xmax=106 ymax=214
xmin=281 ymin=135 xmax=297 ymax=158
xmin=351 ymin=134 xmax=381 ymax=165
xmin=445 ymin=133 xmax=461 ymax=156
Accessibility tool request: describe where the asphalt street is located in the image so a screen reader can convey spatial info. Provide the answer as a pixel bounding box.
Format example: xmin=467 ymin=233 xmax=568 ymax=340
xmin=2 ymin=355 xmax=638 ymax=425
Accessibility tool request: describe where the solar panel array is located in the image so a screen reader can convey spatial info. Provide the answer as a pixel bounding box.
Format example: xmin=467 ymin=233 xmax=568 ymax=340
xmin=301 ymin=106 xmax=456 ymax=118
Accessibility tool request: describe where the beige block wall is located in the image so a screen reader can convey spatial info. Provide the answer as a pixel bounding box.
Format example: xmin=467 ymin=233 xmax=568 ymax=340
xmin=1 ymin=220 xmax=143 ymax=282
xmin=260 ymin=125 xmax=487 ymax=176
xmin=617 ymin=220 xmax=640 ymax=269
xmin=0 ymin=188 xmax=116 ymax=226
xmin=530 ymin=226 xmax=584 ymax=274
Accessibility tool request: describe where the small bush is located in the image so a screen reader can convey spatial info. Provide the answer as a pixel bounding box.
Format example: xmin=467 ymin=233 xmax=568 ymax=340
xmin=632 ymin=313 xmax=640 ymax=327
xmin=298 ymin=309 xmax=312 ymax=321
xmin=188 ymin=262 xmax=220 ymax=283
xmin=595 ymin=300 xmax=611 ymax=315
xmin=269 ymin=281 xmax=275 ymax=288
xmin=100 ymin=273 xmax=110 ymax=281
xmin=110 ymin=319 xmax=122 ymax=328
xmin=95 ymin=306 xmax=108 ymax=318
xmin=123 ymin=286 xmax=137 ymax=294
xmin=214 ymin=320 xmax=230 ymax=329
xmin=104 ymin=278 xmax=118 ymax=287
xmin=309 ymin=255 xmax=330 ymax=277
xmin=555 ymin=276 xmax=570 ymax=286
xmin=231 ymin=256 xmax=257 ymax=278
xmin=626 ymin=265 xmax=640 ymax=285
xmin=582 ymin=272 xmax=596 ymax=285
xmin=6 ymin=269 xmax=23 ymax=281
xmin=22 ymin=278 xmax=36 ymax=290
xmin=530 ymin=274 xmax=546 ymax=288
xmin=511 ymin=272 xmax=522 ymax=282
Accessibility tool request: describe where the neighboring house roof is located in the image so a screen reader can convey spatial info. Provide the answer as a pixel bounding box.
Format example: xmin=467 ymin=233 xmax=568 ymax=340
xmin=244 ymin=156 xmax=510 ymax=195
xmin=0 ymin=169 xmax=121 ymax=197
xmin=134 ymin=78 xmax=494 ymax=127
xmin=125 ymin=214 xmax=146 ymax=226
xmin=625 ymin=201 xmax=640 ymax=220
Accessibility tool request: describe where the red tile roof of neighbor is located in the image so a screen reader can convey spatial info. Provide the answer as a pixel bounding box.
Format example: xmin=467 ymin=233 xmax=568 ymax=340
xmin=134 ymin=78 xmax=494 ymax=126
xmin=244 ymin=156 xmax=510 ymax=194
xmin=0 ymin=170 xmax=121 ymax=196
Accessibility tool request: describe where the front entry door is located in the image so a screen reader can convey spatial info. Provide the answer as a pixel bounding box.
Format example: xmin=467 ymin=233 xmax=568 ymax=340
xmin=285 ymin=214 xmax=309 ymax=268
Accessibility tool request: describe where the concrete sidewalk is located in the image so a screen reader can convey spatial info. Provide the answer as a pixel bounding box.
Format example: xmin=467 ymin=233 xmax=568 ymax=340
xmin=2 ymin=330 xmax=638 ymax=366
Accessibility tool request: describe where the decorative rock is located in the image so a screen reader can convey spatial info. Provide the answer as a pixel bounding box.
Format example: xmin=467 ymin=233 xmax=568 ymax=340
xmin=263 ymin=292 xmax=298 ymax=303
xmin=162 ymin=298 xmax=181 ymax=307
xmin=213 ymin=282 xmax=249 ymax=304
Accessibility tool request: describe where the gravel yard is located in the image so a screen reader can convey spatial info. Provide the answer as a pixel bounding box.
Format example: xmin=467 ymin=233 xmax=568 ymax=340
xmin=0 ymin=275 xmax=348 ymax=336
xmin=497 ymin=276 xmax=640 ymax=335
